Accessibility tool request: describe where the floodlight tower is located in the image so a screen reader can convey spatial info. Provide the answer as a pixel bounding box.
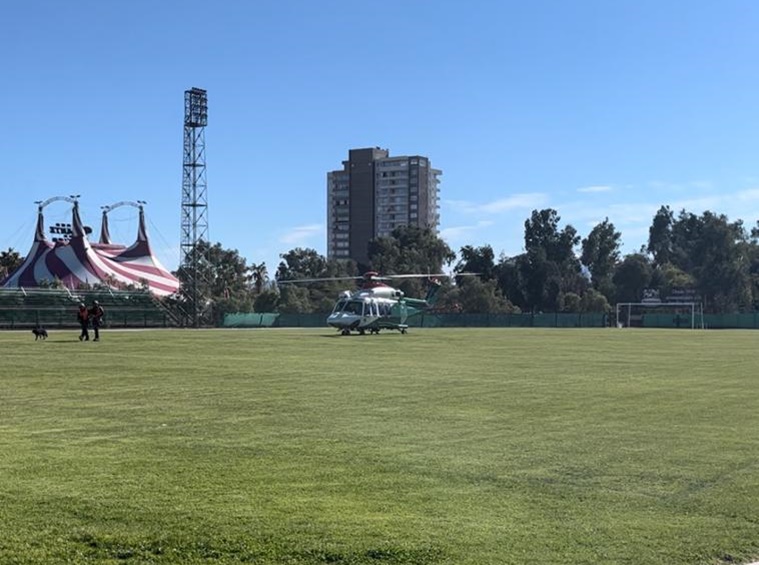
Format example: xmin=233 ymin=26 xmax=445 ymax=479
xmin=180 ymin=87 xmax=208 ymax=328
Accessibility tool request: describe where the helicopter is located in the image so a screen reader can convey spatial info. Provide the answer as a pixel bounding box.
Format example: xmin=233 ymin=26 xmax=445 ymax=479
xmin=280 ymin=271 xmax=472 ymax=335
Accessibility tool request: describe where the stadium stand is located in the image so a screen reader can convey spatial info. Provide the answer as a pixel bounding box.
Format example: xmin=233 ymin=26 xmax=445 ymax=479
xmin=0 ymin=288 xmax=179 ymax=329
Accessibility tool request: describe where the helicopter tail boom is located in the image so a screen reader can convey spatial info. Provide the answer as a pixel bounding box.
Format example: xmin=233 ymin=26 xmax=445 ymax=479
xmin=424 ymin=278 xmax=443 ymax=305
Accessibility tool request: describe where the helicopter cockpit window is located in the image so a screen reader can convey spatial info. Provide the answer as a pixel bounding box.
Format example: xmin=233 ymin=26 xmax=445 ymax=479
xmin=333 ymin=300 xmax=347 ymax=314
xmin=344 ymin=301 xmax=364 ymax=315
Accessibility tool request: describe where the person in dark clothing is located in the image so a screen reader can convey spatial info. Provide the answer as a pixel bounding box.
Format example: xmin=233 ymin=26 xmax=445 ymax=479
xmin=89 ymin=300 xmax=105 ymax=342
xmin=77 ymin=303 xmax=90 ymax=341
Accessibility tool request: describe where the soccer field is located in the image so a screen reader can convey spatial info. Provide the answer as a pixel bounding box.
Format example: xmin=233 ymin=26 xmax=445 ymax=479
xmin=1 ymin=328 xmax=758 ymax=564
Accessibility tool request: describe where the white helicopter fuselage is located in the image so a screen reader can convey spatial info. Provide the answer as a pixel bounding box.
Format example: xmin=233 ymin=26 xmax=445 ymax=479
xmin=326 ymin=286 xmax=405 ymax=334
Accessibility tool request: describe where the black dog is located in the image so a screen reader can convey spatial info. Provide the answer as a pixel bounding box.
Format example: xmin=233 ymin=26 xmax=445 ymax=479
xmin=32 ymin=326 xmax=48 ymax=340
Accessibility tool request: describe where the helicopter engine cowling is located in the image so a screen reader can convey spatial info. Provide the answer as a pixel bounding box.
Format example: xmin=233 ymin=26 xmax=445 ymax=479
xmin=361 ymin=286 xmax=403 ymax=299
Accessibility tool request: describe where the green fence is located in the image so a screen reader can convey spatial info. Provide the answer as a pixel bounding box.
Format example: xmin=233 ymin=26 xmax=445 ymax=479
xmin=222 ymin=312 xmax=610 ymax=329
xmin=0 ymin=288 xmax=176 ymax=329
xmin=223 ymin=313 xmax=334 ymax=328
xmin=639 ymin=312 xmax=759 ymax=329
xmin=0 ymin=307 xmax=173 ymax=329
xmin=223 ymin=311 xmax=759 ymax=329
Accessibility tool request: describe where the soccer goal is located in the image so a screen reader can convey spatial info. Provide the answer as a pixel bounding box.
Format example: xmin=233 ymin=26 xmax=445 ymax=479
xmin=615 ymin=302 xmax=705 ymax=329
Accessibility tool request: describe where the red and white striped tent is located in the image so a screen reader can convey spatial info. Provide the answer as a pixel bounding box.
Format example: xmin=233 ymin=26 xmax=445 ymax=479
xmin=2 ymin=200 xmax=179 ymax=296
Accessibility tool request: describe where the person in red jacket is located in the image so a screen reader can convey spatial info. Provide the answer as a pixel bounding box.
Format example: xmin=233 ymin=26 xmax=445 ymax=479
xmin=89 ymin=300 xmax=105 ymax=342
xmin=77 ymin=303 xmax=89 ymax=341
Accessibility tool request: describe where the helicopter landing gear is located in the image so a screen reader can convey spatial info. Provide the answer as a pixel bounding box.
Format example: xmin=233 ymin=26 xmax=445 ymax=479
xmin=400 ymin=328 xmax=407 ymax=334
xmin=370 ymin=328 xmax=380 ymax=335
xmin=358 ymin=329 xmax=366 ymax=335
xmin=341 ymin=329 xmax=350 ymax=336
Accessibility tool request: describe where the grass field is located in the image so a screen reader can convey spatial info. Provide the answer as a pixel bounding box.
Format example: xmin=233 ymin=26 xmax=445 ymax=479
xmin=1 ymin=327 xmax=759 ymax=564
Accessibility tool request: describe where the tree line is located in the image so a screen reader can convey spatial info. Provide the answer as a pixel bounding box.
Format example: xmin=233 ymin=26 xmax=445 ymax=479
xmin=169 ymin=205 xmax=759 ymax=323
xmin=3 ymin=205 xmax=759 ymax=322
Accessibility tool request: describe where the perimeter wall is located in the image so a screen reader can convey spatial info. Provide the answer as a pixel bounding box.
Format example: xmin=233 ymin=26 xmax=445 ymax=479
xmin=223 ymin=312 xmax=759 ymax=329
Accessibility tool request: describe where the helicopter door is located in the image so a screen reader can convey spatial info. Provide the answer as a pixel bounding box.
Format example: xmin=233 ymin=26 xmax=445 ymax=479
xmin=364 ymin=301 xmax=377 ymax=319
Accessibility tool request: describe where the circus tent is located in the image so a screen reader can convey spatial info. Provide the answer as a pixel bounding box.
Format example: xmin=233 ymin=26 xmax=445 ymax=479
xmin=1 ymin=199 xmax=180 ymax=296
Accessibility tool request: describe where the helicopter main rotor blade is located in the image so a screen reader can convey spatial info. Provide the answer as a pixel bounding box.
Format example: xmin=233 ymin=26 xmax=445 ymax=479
xmin=277 ymin=276 xmax=362 ymax=284
xmin=382 ymin=272 xmax=480 ymax=279
xmin=277 ymin=272 xmax=480 ymax=284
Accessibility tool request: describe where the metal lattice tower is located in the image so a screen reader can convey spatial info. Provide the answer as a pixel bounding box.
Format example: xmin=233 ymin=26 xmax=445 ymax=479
xmin=180 ymin=87 xmax=208 ymax=327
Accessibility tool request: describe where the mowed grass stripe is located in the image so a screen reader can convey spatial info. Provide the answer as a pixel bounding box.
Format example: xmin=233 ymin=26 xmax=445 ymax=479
xmin=1 ymin=328 xmax=758 ymax=564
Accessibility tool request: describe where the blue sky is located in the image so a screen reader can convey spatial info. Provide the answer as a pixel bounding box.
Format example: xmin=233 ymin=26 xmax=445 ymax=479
xmin=3 ymin=1 xmax=759 ymax=273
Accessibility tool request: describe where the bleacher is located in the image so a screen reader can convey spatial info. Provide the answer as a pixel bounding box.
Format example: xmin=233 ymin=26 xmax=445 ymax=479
xmin=0 ymin=287 xmax=179 ymax=329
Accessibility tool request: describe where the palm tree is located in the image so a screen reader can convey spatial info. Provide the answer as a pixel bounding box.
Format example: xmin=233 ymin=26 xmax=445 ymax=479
xmin=249 ymin=262 xmax=269 ymax=295
xmin=0 ymin=248 xmax=23 ymax=281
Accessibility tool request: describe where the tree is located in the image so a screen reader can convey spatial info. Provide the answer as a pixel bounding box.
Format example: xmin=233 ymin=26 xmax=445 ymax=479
xmin=612 ymin=253 xmax=652 ymax=304
xmin=517 ymin=209 xmax=583 ymax=312
xmin=368 ymin=225 xmax=455 ymax=274
xmin=652 ymin=262 xmax=694 ymax=300
xmin=249 ymin=262 xmax=269 ymax=295
xmin=667 ymin=211 xmax=751 ymax=312
xmin=495 ymin=255 xmax=528 ymax=311
xmin=455 ymin=245 xmax=496 ymax=281
xmin=647 ymin=206 xmax=674 ymax=266
xmin=562 ymin=292 xmax=581 ymax=313
xmin=580 ymin=289 xmax=611 ymax=313
xmin=0 ymin=248 xmax=23 ymax=281
xmin=367 ymin=226 xmax=454 ymax=298
xmin=524 ymin=209 xmax=580 ymax=266
xmin=442 ymin=276 xmax=517 ymax=314
xmin=581 ymin=218 xmax=621 ymax=299
xmin=276 ymin=248 xmax=357 ymax=312
xmin=746 ymin=240 xmax=759 ymax=309
xmin=278 ymin=285 xmax=314 ymax=313
xmin=253 ymin=289 xmax=279 ymax=312
xmin=174 ymin=240 xmax=254 ymax=325
xmin=520 ymin=248 xmax=564 ymax=311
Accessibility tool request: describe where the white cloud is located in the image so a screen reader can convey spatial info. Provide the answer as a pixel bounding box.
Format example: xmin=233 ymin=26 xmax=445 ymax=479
xmin=557 ymin=183 xmax=759 ymax=254
xmin=558 ymin=200 xmax=659 ymax=227
xmin=440 ymin=220 xmax=494 ymax=240
xmin=479 ymin=193 xmax=549 ymax=213
xmin=669 ymin=196 xmax=722 ymax=213
xmin=577 ymin=185 xmax=613 ymax=193
xmin=737 ymin=188 xmax=759 ymax=201
xmin=445 ymin=192 xmax=548 ymax=214
xmin=647 ymin=179 xmax=714 ymax=192
xmin=279 ymin=224 xmax=323 ymax=245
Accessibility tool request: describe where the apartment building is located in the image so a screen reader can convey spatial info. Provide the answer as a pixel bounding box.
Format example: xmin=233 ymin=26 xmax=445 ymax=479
xmin=327 ymin=147 xmax=440 ymax=265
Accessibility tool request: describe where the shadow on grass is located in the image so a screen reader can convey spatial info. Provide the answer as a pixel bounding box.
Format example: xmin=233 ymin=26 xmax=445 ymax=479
xmin=69 ymin=530 xmax=446 ymax=564
xmin=317 ymin=333 xmax=409 ymax=339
